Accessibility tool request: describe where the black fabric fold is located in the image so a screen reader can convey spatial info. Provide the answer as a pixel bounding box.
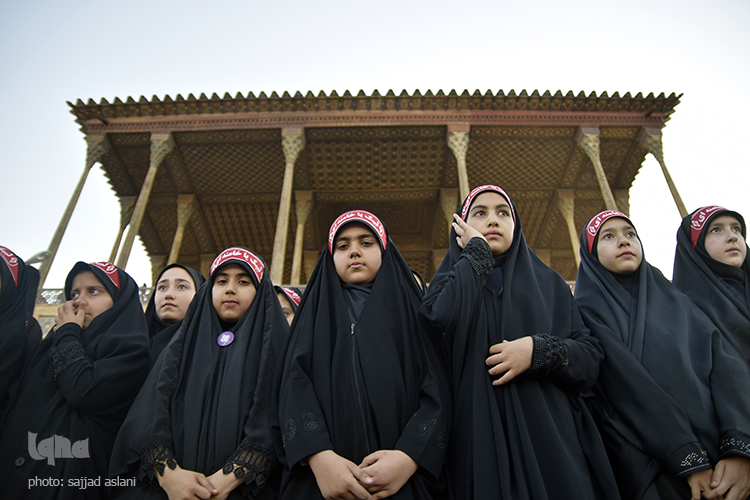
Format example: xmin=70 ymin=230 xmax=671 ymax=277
xmin=575 ymin=215 xmax=750 ymax=499
xmin=0 ymin=261 xmax=150 ymax=500
xmin=110 ymin=248 xmax=288 ymax=499
xmin=419 ymin=187 xmax=617 ymax=500
xmin=274 ymin=217 xmax=451 ymax=500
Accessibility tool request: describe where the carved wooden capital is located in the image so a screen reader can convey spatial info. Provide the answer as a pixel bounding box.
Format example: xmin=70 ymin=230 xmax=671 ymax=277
xmin=282 ymin=133 xmax=305 ymax=166
xmin=176 ymin=196 xmax=195 ymax=228
xmin=150 ymin=135 xmax=173 ymax=169
xmin=447 ymin=131 xmax=470 ymax=162
xmin=85 ymin=135 xmax=109 ymax=169
xmin=295 ymin=198 xmax=312 ymax=226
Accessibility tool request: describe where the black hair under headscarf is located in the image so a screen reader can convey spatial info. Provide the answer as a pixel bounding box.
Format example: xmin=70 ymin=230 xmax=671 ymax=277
xmin=0 ymin=261 xmax=149 ymax=500
xmin=575 ymin=211 xmax=750 ymax=499
xmin=144 ymin=263 xmax=205 ymax=367
xmin=674 ymin=206 xmax=750 ymax=365
xmin=275 ymin=210 xmax=450 ymax=499
xmin=111 ymin=247 xmax=288 ymax=499
xmin=419 ymin=185 xmax=617 ymax=499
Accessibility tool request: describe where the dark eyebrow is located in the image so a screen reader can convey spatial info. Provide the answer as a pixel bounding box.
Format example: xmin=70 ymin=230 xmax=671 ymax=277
xmin=157 ymin=277 xmax=191 ymax=285
xmin=471 ymin=203 xmax=510 ymax=212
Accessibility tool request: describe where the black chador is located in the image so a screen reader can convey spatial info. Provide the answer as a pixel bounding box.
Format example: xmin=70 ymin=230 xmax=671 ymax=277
xmin=0 ymin=261 xmax=150 ymax=500
xmin=575 ymin=210 xmax=750 ymax=499
xmin=110 ymin=248 xmax=288 ymax=499
xmin=275 ymin=210 xmax=450 ymax=499
xmin=419 ymin=185 xmax=618 ymax=500
xmin=674 ymin=205 xmax=750 ymax=365
xmin=144 ymin=263 xmax=205 ymax=367
xmin=0 ymin=246 xmax=42 ymax=422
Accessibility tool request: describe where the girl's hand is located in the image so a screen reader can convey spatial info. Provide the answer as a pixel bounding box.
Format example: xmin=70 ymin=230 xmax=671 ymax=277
xmin=452 ymin=214 xmax=486 ymax=249
xmin=157 ymin=464 xmax=217 ymax=500
xmin=486 ymin=338 xmax=533 ymax=385
xmin=308 ymin=450 xmax=375 ymax=500
xmin=54 ymin=300 xmax=84 ymax=332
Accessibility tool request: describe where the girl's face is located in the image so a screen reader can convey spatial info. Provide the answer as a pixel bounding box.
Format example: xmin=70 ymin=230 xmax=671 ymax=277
xmin=596 ymin=218 xmax=643 ymax=275
xmin=277 ymin=292 xmax=295 ymax=325
xmin=212 ymin=264 xmax=257 ymax=323
xmin=154 ymin=267 xmax=196 ymax=323
xmin=333 ymin=223 xmax=383 ymax=285
xmin=704 ymin=215 xmax=747 ymax=268
xmin=466 ymin=191 xmax=515 ymax=256
xmin=70 ymin=271 xmax=114 ymax=330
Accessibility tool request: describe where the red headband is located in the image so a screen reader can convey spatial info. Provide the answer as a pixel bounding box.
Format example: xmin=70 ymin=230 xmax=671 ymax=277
xmin=328 ymin=210 xmax=387 ymax=254
xmin=460 ymin=185 xmax=516 ymax=225
xmin=90 ymin=261 xmax=121 ymax=290
xmin=0 ymin=246 xmax=19 ymax=288
xmin=690 ymin=206 xmax=726 ymax=248
xmin=585 ymin=210 xmax=630 ymax=253
xmin=281 ymin=287 xmax=301 ymax=307
xmin=210 ymin=247 xmax=265 ymax=285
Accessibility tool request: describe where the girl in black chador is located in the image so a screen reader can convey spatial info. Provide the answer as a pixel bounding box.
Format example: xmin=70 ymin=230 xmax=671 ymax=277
xmin=276 ymin=210 xmax=450 ymax=500
xmin=0 ymin=246 xmax=42 ymax=422
xmin=575 ymin=210 xmax=750 ymax=500
xmin=111 ymin=247 xmax=288 ymax=500
xmin=0 ymin=261 xmax=150 ymax=500
xmin=144 ymin=263 xmax=204 ymax=367
xmin=273 ymin=286 xmax=301 ymax=326
xmin=674 ymin=205 xmax=750 ymax=366
xmin=420 ymin=185 xmax=618 ymax=500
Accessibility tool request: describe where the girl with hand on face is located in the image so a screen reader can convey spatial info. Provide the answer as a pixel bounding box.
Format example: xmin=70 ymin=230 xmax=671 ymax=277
xmin=674 ymin=206 xmax=750 ymax=366
xmin=145 ymin=264 xmax=205 ymax=367
xmin=275 ymin=210 xmax=450 ymax=500
xmin=575 ymin=210 xmax=750 ymax=500
xmin=0 ymin=261 xmax=149 ymax=500
xmin=111 ymin=248 xmax=288 ymax=500
xmin=419 ymin=185 xmax=618 ymax=500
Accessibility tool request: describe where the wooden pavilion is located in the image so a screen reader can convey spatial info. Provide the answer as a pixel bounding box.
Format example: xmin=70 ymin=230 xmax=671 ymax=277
xmin=41 ymin=89 xmax=684 ymax=288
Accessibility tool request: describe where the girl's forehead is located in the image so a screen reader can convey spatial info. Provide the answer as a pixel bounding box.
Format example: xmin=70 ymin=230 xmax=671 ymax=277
xmin=709 ymin=214 xmax=741 ymax=226
xmin=335 ymin=222 xmax=375 ymax=239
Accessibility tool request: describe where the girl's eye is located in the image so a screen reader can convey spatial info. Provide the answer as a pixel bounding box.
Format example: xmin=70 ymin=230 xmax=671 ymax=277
xmin=473 ymin=210 xmax=485 ymax=217
xmin=71 ymin=292 xmax=80 ymax=299
xmin=157 ymin=285 xmax=167 ymax=291
xmin=178 ymin=284 xmax=188 ymax=290
xmin=711 ymin=227 xmax=720 ymax=233
xmin=90 ymin=288 xmax=100 ymax=295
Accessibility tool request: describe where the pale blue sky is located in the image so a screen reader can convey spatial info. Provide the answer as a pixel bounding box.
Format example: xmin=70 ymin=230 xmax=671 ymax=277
xmin=2 ymin=0 xmax=748 ymax=286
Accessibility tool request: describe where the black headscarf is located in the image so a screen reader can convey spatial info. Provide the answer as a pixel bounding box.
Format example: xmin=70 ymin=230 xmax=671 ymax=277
xmin=575 ymin=210 xmax=750 ymax=499
xmin=275 ymin=210 xmax=450 ymax=500
xmin=0 ymin=246 xmax=40 ymax=419
xmin=144 ymin=263 xmax=205 ymax=367
xmin=0 ymin=261 xmax=149 ymax=500
xmin=673 ymin=206 xmax=750 ymax=364
xmin=111 ymin=247 xmax=288 ymax=499
xmin=420 ymin=185 xmax=618 ymax=500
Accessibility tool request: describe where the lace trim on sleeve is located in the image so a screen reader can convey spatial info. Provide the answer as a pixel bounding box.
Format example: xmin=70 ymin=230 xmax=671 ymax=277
xmin=49 ymin=340 xmax=89 ymax=380
xmin=720 ymin=434 xmax=750 ymax=459
xmin=530 ymin=333 xmax=569 ymax=377
xmin=461 ymin=237 xmax=493 ymax=276
xmin=138 ymin=441 xmax=177 ymax=483
xmin=221 ymin=440 xmax=276 ymax=498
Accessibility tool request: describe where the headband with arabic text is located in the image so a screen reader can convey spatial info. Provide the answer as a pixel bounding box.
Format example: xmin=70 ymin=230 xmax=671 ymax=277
xmin=90 ymin=262 xmax=121 ymax=290
xmin=0 ymin=246 xmax=19 ymax=288
xmin=210 ymin=247 xmax=265 ymax=285
xmin=281 ymin=287 xmax=301 ymax=307
xmin=328 ymin=210 xmax=387 ymax=254
xmin=690 ymin=206 xmax=727 ymax=248
xmin=460 ymin=185 xmax=516 ymax=225
xmin=585 ymin=210 xmax=632 ymax=253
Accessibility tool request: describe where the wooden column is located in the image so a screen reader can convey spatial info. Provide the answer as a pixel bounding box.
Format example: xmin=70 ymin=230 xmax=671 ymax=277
xmin=440 ymin=188 xmax=459 ymax=225
xmin=576 ymin=127 xmax=618 ymax=211
xmin=557 ymin=190 xmax=581 ymax=267
xmin=200 ymin=253 xmax=215 ymax=280
xmin=167 ymin=195 xmax=195 ymax=265
xmin=38 ymin=134 xmax=108 ymax=290
xmin=271 ymin=128 xmax=305 ymax=284
xmin=535 ymin=248 xmax=552 ymax=267
xmin=639 ymin=127 xmax=687 ymax=218
xmin=614 ymin=189 xmax=630 ymax=217
xmin=290 ymin=191 xmax=312 ymax=285
xmin=109 ymin=196 xmax=136 ymax=263
xmin=447 ymin=124 xmax=471 ymax=200
xmin=150 ymin=254 xmax=167 ymax=285
xmin=303 ymin=250 xmax=318 ymax=284
xmin=117 ymin=133 xmax=173 ymax=269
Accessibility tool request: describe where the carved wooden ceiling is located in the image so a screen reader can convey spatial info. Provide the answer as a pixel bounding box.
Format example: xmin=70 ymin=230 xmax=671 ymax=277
xmin=69 ymin=89 xmax=680 ymax=283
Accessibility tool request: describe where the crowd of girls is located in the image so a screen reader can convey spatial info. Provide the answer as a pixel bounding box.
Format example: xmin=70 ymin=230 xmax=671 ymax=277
xmin=1 ymin=185 xmax=749 ymax=500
